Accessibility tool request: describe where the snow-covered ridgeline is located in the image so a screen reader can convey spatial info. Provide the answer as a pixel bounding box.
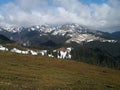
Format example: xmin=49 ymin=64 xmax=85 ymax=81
xmin=0 ymin=24 xmax=118 ymax=44
xmin=57 ymin=47 xmax=72 ymax=59
xmin=0 ymin=45 xmax=72 ymax=59
xmin=0 ymin=45 xmax=8 ymax=51
xmin=10 ymin=48 xmax=38 ymax=55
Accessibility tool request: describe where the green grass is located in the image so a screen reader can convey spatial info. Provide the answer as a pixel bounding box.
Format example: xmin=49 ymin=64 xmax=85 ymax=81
xmin=0 ymin=51 xmax=120 ymax=90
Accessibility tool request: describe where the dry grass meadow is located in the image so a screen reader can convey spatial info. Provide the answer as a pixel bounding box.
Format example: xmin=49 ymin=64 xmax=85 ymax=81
xmin=0 ymin=51 xmax=120 ymax=90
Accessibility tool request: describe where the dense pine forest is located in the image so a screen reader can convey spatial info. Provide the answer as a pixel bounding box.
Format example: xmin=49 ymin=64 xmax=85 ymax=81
xmin=71 ymin=41 xmax=120 ymax=69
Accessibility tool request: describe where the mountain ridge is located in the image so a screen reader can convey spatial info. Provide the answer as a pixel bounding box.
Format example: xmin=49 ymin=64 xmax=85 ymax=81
xmin=0 ymin=23 xmax=119 ymax=47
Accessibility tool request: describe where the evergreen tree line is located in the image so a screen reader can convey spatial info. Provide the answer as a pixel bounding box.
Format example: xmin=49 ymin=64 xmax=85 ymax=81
xmin=71 ymin=42 xmax=120 ymax=70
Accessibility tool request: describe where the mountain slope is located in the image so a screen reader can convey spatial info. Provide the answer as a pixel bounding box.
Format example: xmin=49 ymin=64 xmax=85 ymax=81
xmin=0 ymin=24 xmax=117 ymax=47
xmin=110 ymin=31 xmax=120 ymax=39
xmin=0 ymin=51 xmax=120 ymax=90
xmin=0 ymin=34 xmax=13 ymax=44
xmin=71 ymin=42 xmax=120 ymax=69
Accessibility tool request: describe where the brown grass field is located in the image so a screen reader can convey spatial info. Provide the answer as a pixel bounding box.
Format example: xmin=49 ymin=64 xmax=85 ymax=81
xmin=0 ymin=51 xmax=120 ymax=90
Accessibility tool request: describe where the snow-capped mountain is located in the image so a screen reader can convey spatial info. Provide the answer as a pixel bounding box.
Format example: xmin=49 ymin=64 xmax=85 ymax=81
xmin=0 ymin=25 xmax=23 ymax=33
xmin=0 ymin=23 xmax=117 ymax=46
xmin=0 ymin=24 xmax=100 ymax=34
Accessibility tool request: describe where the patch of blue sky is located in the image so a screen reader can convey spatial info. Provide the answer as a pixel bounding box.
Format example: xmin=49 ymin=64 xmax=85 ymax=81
xmin=0 ymin=0 xmax=12 ymax=6
xmin=80 ymin=0 xmax=108 ymax=5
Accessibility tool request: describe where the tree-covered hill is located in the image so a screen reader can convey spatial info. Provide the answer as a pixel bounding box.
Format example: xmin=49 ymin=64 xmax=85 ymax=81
xmin=71 ymin=41 xmax=120 ymax=69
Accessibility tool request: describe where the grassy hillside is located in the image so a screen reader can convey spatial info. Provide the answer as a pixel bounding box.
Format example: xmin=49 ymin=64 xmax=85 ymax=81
xmin=0 ymin=51 xmax=120 ymax=90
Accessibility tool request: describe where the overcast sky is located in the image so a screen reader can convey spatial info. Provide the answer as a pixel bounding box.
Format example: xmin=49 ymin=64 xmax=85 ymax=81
xmin=0 ymin=0 xmax=120 ymax=32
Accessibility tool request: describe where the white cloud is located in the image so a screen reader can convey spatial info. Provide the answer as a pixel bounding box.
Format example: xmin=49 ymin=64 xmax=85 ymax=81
xmin=0 ymin=14 xmax=4 ymax=20
xmin=0 ymin=0 xmax=120 ymax=32
xmin=108 ymin=0 xmax=120 ymax=7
